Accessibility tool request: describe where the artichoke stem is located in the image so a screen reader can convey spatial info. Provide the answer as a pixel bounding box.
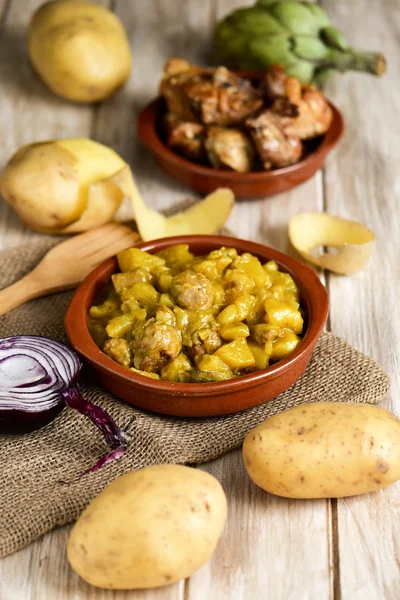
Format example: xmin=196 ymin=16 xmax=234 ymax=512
xmin=319 ymin=50 xmax=386 ymax=76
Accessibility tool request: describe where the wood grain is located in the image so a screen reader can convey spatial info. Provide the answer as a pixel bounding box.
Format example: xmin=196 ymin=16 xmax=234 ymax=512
xmin=0 ymin=0 xmax=398 ymax=598
xmin=322 ymin=1 xmax=400 ymax=599
xmin=184 ymin=1 xmax=332 ymax=599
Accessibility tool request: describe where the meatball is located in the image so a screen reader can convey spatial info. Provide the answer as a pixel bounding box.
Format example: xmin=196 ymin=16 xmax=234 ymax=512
xmin=170 ymin=270 xmax=214 ymax=310
xmin=103 ymin=338 xmax=131 ymax=368
xmin=154 ymin=304 xmax=176 ymax=326
xmin=131 ymin=319 xmax=182 ymax=372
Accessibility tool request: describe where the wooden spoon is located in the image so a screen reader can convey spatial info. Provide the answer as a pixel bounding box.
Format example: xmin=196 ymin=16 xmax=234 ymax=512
xmin=0 ymin=223 xmax=140 ymax=316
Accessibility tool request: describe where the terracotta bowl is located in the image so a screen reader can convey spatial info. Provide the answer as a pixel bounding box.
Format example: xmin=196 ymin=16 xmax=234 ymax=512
xmin=65 ymin=235 xmax=329 ymax=418
xmin=137 ymin=71 xmax=344 ymax=199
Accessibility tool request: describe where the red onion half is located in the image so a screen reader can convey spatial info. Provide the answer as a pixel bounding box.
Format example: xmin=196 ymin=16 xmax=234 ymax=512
xmin=0 ymin=336 xmax=127 ymax=476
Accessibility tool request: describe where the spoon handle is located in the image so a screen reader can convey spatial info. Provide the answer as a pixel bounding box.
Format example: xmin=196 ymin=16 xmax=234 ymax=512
xmin=0 ymin=272 xmax=43 ymax=316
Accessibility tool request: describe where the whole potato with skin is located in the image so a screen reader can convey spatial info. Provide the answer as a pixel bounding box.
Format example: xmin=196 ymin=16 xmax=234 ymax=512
xmin=28 ymin=1 xmax=132 ymax=103
xmin=243 ymin=403 xmax=400 ymax=499
xmin=67 ymin=464 xmax=227 ymax=589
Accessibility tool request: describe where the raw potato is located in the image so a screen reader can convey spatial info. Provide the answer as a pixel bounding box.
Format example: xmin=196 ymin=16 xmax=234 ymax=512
xmin=0 ymin=138 xmax=130 ymax=233
xmin=28 ymin=1 xmax=132 ymax=103
xmin=289 ymin=212 xmax=376 ymax=275
xmin=67 ymin=464 xmax=228 ymax=589
xmin=0 ymin=137 xmax=235 ymax=237
xmin=243 ymin=402 xmax=400 ymax=499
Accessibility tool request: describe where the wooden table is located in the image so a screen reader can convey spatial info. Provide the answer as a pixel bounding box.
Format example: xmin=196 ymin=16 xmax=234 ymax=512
xmin=0 ymin=1 xmax=398 ymax=598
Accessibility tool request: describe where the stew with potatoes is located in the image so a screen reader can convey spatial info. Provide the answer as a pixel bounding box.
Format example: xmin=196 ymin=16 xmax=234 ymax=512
xmin=88 ymin=245 xmax=304 ymax=382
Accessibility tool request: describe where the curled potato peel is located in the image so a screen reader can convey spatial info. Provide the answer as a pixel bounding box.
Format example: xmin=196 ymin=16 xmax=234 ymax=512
xmin=288 ymin=212 xmax=376 ymax=275
xmin=113 ymin=166 xmax=235 ymax=241
xmin=0 ymin=138 xmax=235 ymax=238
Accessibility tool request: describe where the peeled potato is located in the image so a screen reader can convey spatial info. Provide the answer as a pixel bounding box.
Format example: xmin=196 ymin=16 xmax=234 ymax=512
xmin=0 ymin=138 xmax=235 ymax=237
xmin=289 ymin=212 xmax=376 ymax=275
xmin=28 ymin=1 xmax=132 ymax=103
xmin=0 ymin=138 xmax=130 ymax=233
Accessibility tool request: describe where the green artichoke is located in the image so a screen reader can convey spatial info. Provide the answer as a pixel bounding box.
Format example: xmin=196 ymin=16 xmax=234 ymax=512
xmin=214 ymin=0 xmax=386 ymax=84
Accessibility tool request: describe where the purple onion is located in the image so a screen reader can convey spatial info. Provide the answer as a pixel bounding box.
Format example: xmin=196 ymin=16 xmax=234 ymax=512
xmin=0 ymin=336 xmax=127 ymax=477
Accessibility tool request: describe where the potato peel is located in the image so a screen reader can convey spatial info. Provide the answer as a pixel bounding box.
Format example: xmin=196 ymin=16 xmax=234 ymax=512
xmin=1 ymin=137 xmax=235 ymax=238
xmin=112 ymin=167 xmax=235 ymax=241
xmin=163 ymin=188 xmax=235 ymax=238
xmin=111 ymin=167 xmax=169 ymax=241
xmin=59 ymin=170 xmax=126 ymax=234
xmin=289 ymin=212 xmax=376 ymax=275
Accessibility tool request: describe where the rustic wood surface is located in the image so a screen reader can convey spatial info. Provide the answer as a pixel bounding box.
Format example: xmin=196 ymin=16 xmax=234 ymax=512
xmin=0 ymin=0 xmax=398 ymax=598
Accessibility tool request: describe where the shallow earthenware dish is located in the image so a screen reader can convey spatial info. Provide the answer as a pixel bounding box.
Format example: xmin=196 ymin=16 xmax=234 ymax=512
xmin=137 ymin=71 xmax=344 ymax=199
xmin=65 ymin=235 xmax=329 ymax=417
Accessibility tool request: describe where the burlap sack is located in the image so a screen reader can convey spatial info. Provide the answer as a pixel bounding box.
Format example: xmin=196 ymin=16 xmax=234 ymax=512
xmin=0 ymin=240 xmax=390 ymax=558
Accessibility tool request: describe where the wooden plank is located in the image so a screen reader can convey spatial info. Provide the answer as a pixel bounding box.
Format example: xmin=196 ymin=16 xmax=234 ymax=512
xmin=80 ymin=2 xmax=216 ymax=597
xmin=321 ymin=1 xmax=400 ymax=599
xmin=0 ymin=525 xmax=184 ymax=600
xmin=184 ymin=1 xmax=333 ymax=598
xmin=187 ymin=178 xmax=334 ymax=600
xmin=0 ymin=0 xmax=10 ymax=23
xmin=189 ymin=450 xmax=332 ymax=600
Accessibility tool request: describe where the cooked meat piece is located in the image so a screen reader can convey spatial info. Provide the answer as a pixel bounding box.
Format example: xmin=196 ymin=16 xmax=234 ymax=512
xmin=264 ymin=65 xmax=288 ymax=100
xmin=164 ymin=113 xmax=205 ymax=160
xmin=203 ymin=330 xmax=223 ymax=354
xmin=154 ymin=304 xmax=176 ymax=326
xmin=265 ymin=67 xmax=333 ymax=139
xmin=203 ymin=67 xmax=264 ymax=125
xmin=163 ymin=57 xmax=194 ymax=77
xmin=170 ymin=270 xmax=214 ymax=310
xmin=270 ymin=97 xmax=299 ymax=119
xmin=187 ymin=329 xmax=222 ymax=361
xmin=103 ymin=338 xmax=131 ymax=368
xmin=205 ymin=126 xmax=254 ymax=172
xmin=185 ymin=343 xmax=206 ymax=361
xmin=246 ymin=110 xmax=302 ymax=170
xmin=131 ymin=319 xmax=182 ymax=372
xmin=160 ymin=62 xmax=205 ymax=121
xmin=288 ymin=80 xmax=332 ymax=139
xmin=160 ymin=61 xmax=263 ymax=126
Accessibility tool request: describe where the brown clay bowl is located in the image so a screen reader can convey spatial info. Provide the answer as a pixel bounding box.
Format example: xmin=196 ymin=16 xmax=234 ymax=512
xmin=65 ymin=235 xmax=329 ymax=418
xmin=137 ymin=71 xmax=344 ymax=199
